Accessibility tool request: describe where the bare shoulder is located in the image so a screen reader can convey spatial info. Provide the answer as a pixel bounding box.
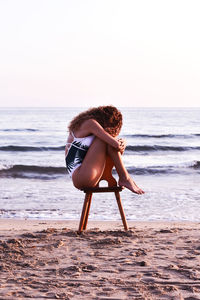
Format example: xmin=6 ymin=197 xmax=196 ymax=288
xmin=81 ymin=119 xmax=99 ymax=130
xmin=74 ymin=119 xmax=97 ymax=137
xmin=83 ymin=119 xmax=110 ymax=138
xmin=83 ymin=119 xmax=98 ymax=126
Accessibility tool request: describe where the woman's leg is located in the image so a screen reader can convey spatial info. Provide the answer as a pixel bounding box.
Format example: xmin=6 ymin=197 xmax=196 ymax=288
xmin=107 ymin=145 xmax=145 ymax=194
xmin=72 ymin=137 xmax=144 ymax=194
xmin=72 ymin=137 xmax=107 ymax=189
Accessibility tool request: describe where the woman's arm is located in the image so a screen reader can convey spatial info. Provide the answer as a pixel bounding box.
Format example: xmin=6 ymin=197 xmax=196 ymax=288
xmin=84 ymin=119 xmax=121 ymax=150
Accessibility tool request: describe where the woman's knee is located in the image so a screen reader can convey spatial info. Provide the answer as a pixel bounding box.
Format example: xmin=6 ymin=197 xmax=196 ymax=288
xmin=107 ymin=144 xmax=124 ymax=156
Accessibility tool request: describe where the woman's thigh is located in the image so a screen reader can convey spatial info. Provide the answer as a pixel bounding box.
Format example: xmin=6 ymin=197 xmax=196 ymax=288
xmin=72 ymin=137 xmax=107 ymax=188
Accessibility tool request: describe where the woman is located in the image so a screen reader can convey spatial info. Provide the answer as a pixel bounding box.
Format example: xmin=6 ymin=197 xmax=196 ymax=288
xmin=65 ymin=105 xmax=144 ymax=194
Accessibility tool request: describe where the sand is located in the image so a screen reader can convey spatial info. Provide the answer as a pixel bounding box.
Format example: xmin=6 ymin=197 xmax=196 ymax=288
xmin=1 ymin=219 xmax=200 ymax=299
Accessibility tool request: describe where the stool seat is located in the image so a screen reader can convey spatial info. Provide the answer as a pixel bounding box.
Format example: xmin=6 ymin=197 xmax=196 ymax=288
xmin=82 ymin=186 xmax=123 ymax=193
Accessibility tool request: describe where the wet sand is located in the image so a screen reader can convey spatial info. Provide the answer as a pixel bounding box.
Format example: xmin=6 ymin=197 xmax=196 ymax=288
xmin=1 ymin=219 xmax=200 ymax=299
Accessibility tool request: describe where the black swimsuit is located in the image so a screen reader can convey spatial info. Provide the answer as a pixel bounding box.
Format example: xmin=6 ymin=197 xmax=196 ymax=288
xmin=65 ymin=132 xmax=94 ymax=177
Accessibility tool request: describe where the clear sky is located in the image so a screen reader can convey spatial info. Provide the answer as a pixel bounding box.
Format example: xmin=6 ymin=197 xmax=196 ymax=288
xmin=0 ymin=0 xmax=200 ymax=107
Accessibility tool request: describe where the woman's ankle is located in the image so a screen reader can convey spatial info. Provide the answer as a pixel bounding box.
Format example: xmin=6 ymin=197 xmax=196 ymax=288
xmin=118 ymin=173 xmax=130 ymax=182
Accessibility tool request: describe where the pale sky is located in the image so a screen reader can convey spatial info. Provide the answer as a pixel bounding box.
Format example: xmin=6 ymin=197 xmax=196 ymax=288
xmin=0 ymin=0 xmax=200 ymax=107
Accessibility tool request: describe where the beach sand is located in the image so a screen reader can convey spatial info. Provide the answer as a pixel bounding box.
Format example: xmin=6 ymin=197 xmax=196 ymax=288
xmin=1 ymin=219 xmax=200 ymax=299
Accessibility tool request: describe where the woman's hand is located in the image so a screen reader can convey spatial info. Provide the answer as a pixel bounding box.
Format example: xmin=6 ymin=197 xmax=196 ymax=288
xmin=117 ymin=138 xmax=126 ymax=154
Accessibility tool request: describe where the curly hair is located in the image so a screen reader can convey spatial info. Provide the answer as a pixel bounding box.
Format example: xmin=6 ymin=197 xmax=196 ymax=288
xmin=68 ymin=105 xmax=123 ymax=137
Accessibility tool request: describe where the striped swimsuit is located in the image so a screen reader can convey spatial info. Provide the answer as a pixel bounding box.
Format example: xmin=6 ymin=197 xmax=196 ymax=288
xmin=65 ymin=132 xmax=95 ymax=177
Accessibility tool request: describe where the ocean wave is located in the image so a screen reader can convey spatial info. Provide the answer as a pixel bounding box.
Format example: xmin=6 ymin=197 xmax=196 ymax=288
xmin=128 ymin=161 xmax=200 ymax=175
xmin=128 ymin=167 xmax=175 ymax=175
xmin=191 ymin=160 xmax=200 ymax=169
xmin=126 ymin=145 xmax=200 ymax=152
xmin=0 ymin=164 xmax=67 ymax=179
xmin=0 ymin=161 xmax=199 ymax=179
xmin=0 ymin=145 xmax=65 ymax=152
xmin=1 ymin=144 xmax=200 ymax=153
xmin=123 ymin=133 xmax=200 ymax=138
xmin=0 ymin=128 xmax=39 ymax=132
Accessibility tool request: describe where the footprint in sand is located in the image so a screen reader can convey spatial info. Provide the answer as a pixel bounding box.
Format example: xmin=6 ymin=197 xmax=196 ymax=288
xmin=91 ymin=237 xmax=122 ymax=248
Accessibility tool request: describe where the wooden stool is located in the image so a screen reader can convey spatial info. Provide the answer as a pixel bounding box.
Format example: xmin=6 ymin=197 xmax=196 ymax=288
xmin=78 ymin=156 xmax=128 ymax=233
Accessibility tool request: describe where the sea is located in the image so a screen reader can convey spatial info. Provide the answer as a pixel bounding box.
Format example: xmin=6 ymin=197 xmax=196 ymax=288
xmin=0 ymin=107 xmax=200 ymax=222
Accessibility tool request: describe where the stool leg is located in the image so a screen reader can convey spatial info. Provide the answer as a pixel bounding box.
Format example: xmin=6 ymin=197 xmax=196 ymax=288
xmin=78 ymin=192 xmax=91 ymax=234
xmin=83 ymin=193 xmax=92 ymax=230
xmin=115 ymin=191 xmax=128 ymax=230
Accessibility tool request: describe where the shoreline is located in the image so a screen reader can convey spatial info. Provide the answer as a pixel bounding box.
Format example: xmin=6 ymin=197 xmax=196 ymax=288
xmin=1 ymin=218 xmax=200 ymax=235
xmin=1 ymin=219 xmax=200 ymax=299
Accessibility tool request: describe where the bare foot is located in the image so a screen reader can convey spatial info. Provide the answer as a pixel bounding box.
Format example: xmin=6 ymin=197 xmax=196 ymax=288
xmin=118 ymin=176 xmax=145 ymax=194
